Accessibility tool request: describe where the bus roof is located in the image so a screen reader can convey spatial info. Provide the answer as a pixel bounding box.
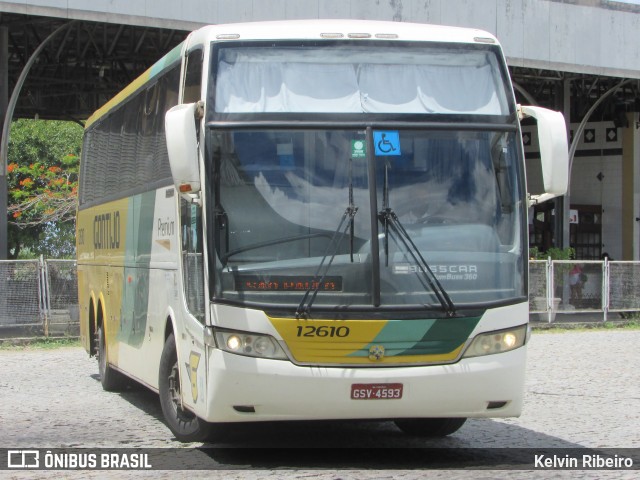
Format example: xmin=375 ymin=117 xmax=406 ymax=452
xmin=84 ymin=19 xmax=500 ymax=129
xmin=189 ymin=19 xmax=499 ymax=46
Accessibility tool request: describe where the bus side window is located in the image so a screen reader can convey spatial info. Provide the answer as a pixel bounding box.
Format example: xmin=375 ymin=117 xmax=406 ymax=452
xmin=183 ymin=49 xmax=203 ymax=104
xmin=181 ymin=198 xmax=205 ymax=323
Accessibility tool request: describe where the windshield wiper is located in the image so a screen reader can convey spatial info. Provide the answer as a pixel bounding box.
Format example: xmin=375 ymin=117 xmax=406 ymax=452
xmin=296 ymin=155 xmax=359 ymax=319
xmin=379 ymin=208 xmax=456 ymax=317
xmin=295 ymin=204 xmax=358 ymax=319
xmin=378 ymin=160 xmax=456 ymax=317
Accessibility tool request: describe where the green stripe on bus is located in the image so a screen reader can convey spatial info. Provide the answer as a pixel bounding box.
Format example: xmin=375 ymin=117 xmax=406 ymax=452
xmin=397 ymin=316 xmax=480 ymax=356
xmin=348 ymin=316 xmax=480 ymax=358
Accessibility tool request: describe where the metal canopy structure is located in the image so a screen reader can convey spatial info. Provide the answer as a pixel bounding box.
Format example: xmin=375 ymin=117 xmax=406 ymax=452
xmin=0 ymin=13 xmax=640 ymax=122
xmin=512 ymin=65 xmax=640 ymax=122
xmin=0 ymin=12 xmax=187 ymax=123
xmin=1 ymin=12 xmax=638 ymax=124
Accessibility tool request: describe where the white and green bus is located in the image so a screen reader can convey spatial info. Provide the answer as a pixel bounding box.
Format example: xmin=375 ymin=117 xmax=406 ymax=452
xmin=77 ymin=20 xmax=568 ymax=442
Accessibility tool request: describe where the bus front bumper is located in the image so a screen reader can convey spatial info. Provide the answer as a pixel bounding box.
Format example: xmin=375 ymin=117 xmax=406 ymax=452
xmin=202 ymin=346 xmax=526 ymax=423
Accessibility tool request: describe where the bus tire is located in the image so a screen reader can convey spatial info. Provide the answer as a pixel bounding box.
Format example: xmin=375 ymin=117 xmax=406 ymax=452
xmin=394 ymin=418 xmax=466 ymax=437
xmin=158 ymin=333 xmax=212 ymax=442
xmin=97 ymin=325 xmax=128 ymax=392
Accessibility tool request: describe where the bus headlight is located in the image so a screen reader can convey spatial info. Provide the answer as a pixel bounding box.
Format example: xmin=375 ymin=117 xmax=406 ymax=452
xmin=462 ymin=325 xmax=528 ymax=358
xmin=213 ymin=328 xmax=288 ymax=360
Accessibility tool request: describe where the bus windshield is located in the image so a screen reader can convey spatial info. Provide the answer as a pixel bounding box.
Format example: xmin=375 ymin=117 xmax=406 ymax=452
xmin=207 ymin=127 xmax=525 ymax=312
xmin=211 ymin=42 xmax=511 ymax=116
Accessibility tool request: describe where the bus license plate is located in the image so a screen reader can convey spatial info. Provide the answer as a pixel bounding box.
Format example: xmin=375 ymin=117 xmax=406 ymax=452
xmin=351 ymin=383 xmax=403 ymax=400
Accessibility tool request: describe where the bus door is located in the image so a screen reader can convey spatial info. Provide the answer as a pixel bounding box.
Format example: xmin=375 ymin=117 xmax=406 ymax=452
xmin=177 ymin=46 xmax=208 ymax=414
xmin=179 ymin=197 xmax=208 ymax=413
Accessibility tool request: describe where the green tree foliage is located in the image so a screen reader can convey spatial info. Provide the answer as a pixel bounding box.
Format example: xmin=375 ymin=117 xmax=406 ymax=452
xmin=6 ymin=119 xmax=83 ymax=258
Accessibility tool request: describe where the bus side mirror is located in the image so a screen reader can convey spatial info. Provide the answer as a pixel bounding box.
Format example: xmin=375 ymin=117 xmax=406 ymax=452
xmin=165 ymin=102 xmax=201 ymax=198
xmin=519 ymin=105 xmax=569 ymax=205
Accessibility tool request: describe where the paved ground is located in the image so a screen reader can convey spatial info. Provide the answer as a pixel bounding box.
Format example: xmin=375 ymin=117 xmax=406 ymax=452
xmin=0 ymin=329 xmax=638 ymax=478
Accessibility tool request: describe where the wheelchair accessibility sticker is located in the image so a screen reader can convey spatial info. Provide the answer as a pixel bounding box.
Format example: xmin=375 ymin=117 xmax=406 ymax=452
xmin=374 ymin=131 xmax=401 ymax=156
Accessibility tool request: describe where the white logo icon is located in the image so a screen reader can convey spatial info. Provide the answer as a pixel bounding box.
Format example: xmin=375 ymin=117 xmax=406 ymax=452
xmin=8 ymin=450 xmax=40 ymax=468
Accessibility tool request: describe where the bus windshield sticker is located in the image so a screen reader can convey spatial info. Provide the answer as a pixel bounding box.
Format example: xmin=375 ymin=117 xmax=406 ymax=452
xmin=351 ymin=139 xmax=366 ymax=158
xmin=277 ymin=142 xmax=295 ymax=169
xmin=374 ymin=131 xmax=401 ymax=156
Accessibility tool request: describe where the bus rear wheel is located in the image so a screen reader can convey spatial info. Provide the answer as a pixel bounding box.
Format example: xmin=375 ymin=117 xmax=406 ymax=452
xmin=97 ymin=325 xmax=128 ymax=391
xmin=394 ymin=418 xmax=466 ymax=437
xmin=158 ymin=333 xmax=213 ymax=443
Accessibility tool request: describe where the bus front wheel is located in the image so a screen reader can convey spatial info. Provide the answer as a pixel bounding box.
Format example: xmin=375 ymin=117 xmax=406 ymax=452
xmin=394 ymin=418 xmax=466 ymax=437
xmin=159 ymin=333 xmax=213 ymax=442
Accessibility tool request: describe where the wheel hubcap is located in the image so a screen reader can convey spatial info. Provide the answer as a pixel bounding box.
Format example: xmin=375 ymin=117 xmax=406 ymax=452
xmin=167 ymin=360 xmax=195 ymax=421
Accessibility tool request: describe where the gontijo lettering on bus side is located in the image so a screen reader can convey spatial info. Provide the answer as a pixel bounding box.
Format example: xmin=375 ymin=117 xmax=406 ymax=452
xmin=93 ymin=211 xmax=121 ymax=250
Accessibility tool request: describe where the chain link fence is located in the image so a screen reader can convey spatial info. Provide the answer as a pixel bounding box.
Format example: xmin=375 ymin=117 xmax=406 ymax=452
xmin=609 ymin=262 xmax=640 ymax=312
xmin=0 ymin=257 xmax=77 ymax=338
xmin=0 ymin=260 xmax=43 ymax=328
xmin=529 ymin=259 xmax=640 ymax=322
